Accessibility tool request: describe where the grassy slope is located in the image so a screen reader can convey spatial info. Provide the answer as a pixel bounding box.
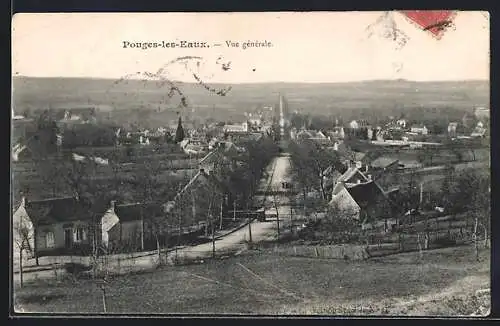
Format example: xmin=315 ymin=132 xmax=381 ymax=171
xmin=14 ymin=246 xmax=489 ymax=315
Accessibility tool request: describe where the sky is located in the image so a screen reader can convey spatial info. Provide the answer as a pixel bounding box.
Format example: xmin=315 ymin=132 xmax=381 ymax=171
xmin=12 ymin=11 xmax=489 ymax=83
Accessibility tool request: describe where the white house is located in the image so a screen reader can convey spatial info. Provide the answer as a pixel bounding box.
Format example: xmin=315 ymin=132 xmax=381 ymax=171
xmin=329 ymin=167 xmax=391 ymax=224
xmin=101 ymin=201 xmax=165 ymax=251
xmin=448 ymin=122 xmax=458 ymax=137
xmin=349 ymin=120 xmax=359 ymax=129
xmin=410 ymin=125 xmax=429 ymax=135
xmin=224 ymin=122 xmax=248 ymax=133
xmin=396 ymin=119 xmax=407 ymax=128
xmin=471 ymin=121 xmax=487 ymax=138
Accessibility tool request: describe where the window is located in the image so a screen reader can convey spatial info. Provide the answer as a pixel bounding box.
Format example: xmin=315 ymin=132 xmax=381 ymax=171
xmin=73 ymin=227 xmax=87 ymax=243
xmin=45 ymin=232 xmax=55 ymax=248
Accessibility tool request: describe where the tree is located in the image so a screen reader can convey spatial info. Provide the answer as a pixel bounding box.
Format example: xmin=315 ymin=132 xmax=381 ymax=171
xmin=324 ymin=202 xmax=360 ymax=243
xmin=175 ymin=116 xmax=185 ymax=143
xmin=289 ymin=140 xmax=341 ymax=200
xmin=452 ymin=169 xmax=490 ymax=260
xmin=13 ymin=212 xmax=34 ymax=288
xmin=128 ymin=158 xmax=181 ymax=261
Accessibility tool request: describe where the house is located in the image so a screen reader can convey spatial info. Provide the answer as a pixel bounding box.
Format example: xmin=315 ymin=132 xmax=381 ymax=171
xmin=224 ymin=122 xmax=248 ymax=133
xmin=349 ymin=120 xmax=370 ymax=130
xmin=328 ymin=126 xmax=345 ymax=140
xmin=329 ymin=168 xmax=392 ymax=223
xmin=471 ymin=121 xmax=487 ymax=138
xmin=180 ymin=138 xmax=208 ymax=155
xmin=101 ymin=201 xmax=165 ymax=251
xmin=410 ymin=125 xmax=429 ymax=135
xmin=199 ymin=141 xmax=247 ymax=175
xmin=51 ymin=107 xmax=98 ymax=125
xmin=296 ymin=129 xmax=331 ymax=145
xmin=163 ymin=168 xmax=228 ymax=232
xmin=23 ymin=196 xmax=109 ymax=256
xmin=396 ymin=119 xmax=407 ymax=128
xmin=448 ymin=122 xmax=458 ymax=137
xmin=369 ymin=157 xmax=400 ymax=171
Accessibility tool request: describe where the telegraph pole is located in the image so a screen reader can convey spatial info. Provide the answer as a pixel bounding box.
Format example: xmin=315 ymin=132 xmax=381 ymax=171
xmin=247 ymin=201 xmax=253 ymax=244
xmin=233 ymin=199 xmax=236 ymax=221
xmin=219 ymin=198 xmax=223 ymax=230
xmin=211 ymin=214 xmax=216 ymax=258
xmin=248 ymin=215 xmax=253 ymax=244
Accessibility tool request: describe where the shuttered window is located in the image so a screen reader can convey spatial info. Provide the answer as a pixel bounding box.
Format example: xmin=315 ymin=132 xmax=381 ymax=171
xmin=73 ymin=227 xmax=87 ymax=243
xmin=45 ymin=232 xmax=55 ymax=248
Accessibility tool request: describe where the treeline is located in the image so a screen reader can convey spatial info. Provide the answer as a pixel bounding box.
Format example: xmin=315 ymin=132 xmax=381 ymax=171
xmin=289 ymin=105 xmax=480 ymax=135
xmin=226 ymin=137 xmax=280 ymax=207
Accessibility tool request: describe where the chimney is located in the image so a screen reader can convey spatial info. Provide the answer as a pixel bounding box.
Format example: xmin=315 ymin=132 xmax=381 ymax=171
xmin=357 ymin=179 xmax=361 ymax=184
xmin=355 ymin=161 xmax=362 ymax=169
xmin=367 ymin=174 xmax=372 ymax=181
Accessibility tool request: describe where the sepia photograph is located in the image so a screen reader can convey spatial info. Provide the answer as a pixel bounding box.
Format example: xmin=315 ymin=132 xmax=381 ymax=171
xmin=11 ymin=11 xmax=490 ymax=316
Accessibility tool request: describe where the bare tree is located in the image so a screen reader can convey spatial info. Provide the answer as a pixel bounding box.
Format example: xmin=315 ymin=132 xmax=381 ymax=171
xmin=448 ymin=169 xmax=490 ymax=260
xmin=13 ymin=213 xmax=34 ymax=288
xmin=289 ymin=140 xmax=341 ymax=201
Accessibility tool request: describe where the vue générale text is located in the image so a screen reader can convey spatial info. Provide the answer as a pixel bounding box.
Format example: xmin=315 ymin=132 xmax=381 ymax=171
xmin=122 ymin=40 xmax=274 ymax=50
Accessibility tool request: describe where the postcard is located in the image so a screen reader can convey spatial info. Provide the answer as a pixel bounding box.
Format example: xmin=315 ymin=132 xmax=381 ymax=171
xmin=11 ymin=11 xmax=490 ymax=316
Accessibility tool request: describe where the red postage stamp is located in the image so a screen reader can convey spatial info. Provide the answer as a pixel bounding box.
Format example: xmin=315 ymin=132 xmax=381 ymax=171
xmin=400 ymin=10 xmax=457 ymax=39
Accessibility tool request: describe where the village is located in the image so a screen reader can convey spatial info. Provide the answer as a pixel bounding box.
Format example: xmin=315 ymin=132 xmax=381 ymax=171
xmin=11 ymin=94 xmax=490 ymax=315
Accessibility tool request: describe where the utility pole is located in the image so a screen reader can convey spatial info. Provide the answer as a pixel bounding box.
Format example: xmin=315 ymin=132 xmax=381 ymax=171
xmin=276 ymin=210 xmax=280 ymax=239
xmin=246 ymin=201 xmax=253 ymax=244
xmin=19 ymin=246 xmax=23 ymax=288
xmin=140 ymin=206 xmax=144 ymax=251
xmin=211 ymin=214 xmax=216 ymax=258
xmin=233 ymin=199 xmax=236 ymax=222
xmin=290 ymin=205 xmax=293 ymax=234
xmin=219 ymin=197 xmax=223 ymax=230
xmin=248 ymin=214 xmax=253 ymax=244
xmin=419 ymin=182 xmax=423 ymax=207
xmin=175 ymin=207 xmax=182 ymax=262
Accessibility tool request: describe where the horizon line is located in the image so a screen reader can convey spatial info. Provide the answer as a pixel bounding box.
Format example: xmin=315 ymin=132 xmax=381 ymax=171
xmin=12 ymin=75 xmax=489 ymax=84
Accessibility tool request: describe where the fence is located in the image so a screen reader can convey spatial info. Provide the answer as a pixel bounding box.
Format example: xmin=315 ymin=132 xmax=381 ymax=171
xmin=27 ymin=243 xmax=249 ymax=281
xmin=266 ymin=213 xmax=487 ymax=261
xmin=271 ymin=244 xmax=369 ymax=261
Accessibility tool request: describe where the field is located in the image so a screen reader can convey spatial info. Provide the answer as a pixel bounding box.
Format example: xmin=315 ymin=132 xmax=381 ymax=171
xmin=13 ymin=246 xmax=489 ymax=316
xmin=13 ymin=77 xmax=489 ymax=125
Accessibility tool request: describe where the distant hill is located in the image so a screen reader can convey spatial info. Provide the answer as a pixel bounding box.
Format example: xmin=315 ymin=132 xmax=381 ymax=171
xmin=12 ymin=76 xmax=489 ymax=124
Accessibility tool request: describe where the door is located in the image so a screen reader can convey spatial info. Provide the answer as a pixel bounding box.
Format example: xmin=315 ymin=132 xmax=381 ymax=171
xmin=64 ymin=229 xmax=72 ymax=248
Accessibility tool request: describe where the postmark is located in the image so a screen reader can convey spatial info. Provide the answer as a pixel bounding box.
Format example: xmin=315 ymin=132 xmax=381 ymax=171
xmin=108 ymin=56 xmax=233 ymax=110
xmin=365 ymin=11 xmax=410 ymax=51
